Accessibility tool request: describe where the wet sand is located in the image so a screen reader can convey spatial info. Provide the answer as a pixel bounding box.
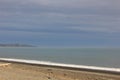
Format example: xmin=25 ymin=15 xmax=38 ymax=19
xmin=0 ymin=62 xmax=120 ymax=80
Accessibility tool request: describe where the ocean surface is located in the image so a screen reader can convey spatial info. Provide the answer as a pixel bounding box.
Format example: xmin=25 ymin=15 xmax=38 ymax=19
xmin=0 ymin=47 xmax=120 ymax=68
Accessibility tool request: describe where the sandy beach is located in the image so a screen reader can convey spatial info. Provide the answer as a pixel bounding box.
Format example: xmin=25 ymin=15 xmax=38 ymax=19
xmin=0 ymin=62 xmax=120 ymax=80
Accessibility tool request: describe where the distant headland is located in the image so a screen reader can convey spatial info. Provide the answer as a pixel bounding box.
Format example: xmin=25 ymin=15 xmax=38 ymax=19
xmin=0 ymin=43 xmax=35 ymax=47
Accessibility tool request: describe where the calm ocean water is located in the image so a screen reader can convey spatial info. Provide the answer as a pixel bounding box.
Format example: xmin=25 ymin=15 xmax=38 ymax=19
xmin=0 ymin=47 xmax=120 ymax=68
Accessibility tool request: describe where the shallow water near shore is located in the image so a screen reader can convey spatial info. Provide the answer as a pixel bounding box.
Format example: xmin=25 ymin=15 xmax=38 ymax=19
xmin=0 ymin=47 xmax=120 ymax=68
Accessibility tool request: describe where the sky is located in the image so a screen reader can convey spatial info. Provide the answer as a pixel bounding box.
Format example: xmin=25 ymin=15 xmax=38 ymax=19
xmin=0 ymin=0 xmax=120 ymax=47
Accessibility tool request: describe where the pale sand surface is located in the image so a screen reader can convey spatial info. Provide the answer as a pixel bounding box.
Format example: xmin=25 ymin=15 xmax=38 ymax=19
xmin=0 ymin=62 xmax=120 ymax=80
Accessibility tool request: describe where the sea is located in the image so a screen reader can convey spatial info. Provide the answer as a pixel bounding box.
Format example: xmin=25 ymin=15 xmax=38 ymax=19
xmin=0 ymin=47 xmax=120 ymax=68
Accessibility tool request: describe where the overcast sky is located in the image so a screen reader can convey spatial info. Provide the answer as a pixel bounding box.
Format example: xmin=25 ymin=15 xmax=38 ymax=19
xmin=0 ymin=0 xmax=120 ymax=47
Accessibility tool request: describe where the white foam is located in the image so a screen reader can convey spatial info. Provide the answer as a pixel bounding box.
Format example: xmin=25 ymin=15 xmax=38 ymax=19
xmin=0 ymin=58 xmax=120 ymax=73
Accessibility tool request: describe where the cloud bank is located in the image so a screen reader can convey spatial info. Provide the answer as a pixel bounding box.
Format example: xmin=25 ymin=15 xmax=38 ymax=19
xmin=0 ymin=0 xmax=120 ymax=47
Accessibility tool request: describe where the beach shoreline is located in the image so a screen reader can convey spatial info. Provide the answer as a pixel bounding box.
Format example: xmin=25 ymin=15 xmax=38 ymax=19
xmin=0 ymin=58 xmax=120 ymax=74
xmin=0 ymin=58 xmax=120 ymax=80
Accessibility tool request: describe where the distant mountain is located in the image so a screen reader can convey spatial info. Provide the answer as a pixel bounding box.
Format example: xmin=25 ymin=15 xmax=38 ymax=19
xmin=0 ymin=43 xmax=35 ymax=47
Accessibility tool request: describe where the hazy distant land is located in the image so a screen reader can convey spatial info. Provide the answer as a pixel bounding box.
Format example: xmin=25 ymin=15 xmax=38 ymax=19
xmin=0 ymin=43 xmax=35 ymax=47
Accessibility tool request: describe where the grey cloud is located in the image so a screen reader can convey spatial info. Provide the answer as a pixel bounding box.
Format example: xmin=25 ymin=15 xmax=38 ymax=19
xmin=15 ymin=0 xmax=120 ymax=9
xmin=0 ymin=0 xmax=120 ymax=33
xmin=1 ymin=0 xmax=120 ymax=14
